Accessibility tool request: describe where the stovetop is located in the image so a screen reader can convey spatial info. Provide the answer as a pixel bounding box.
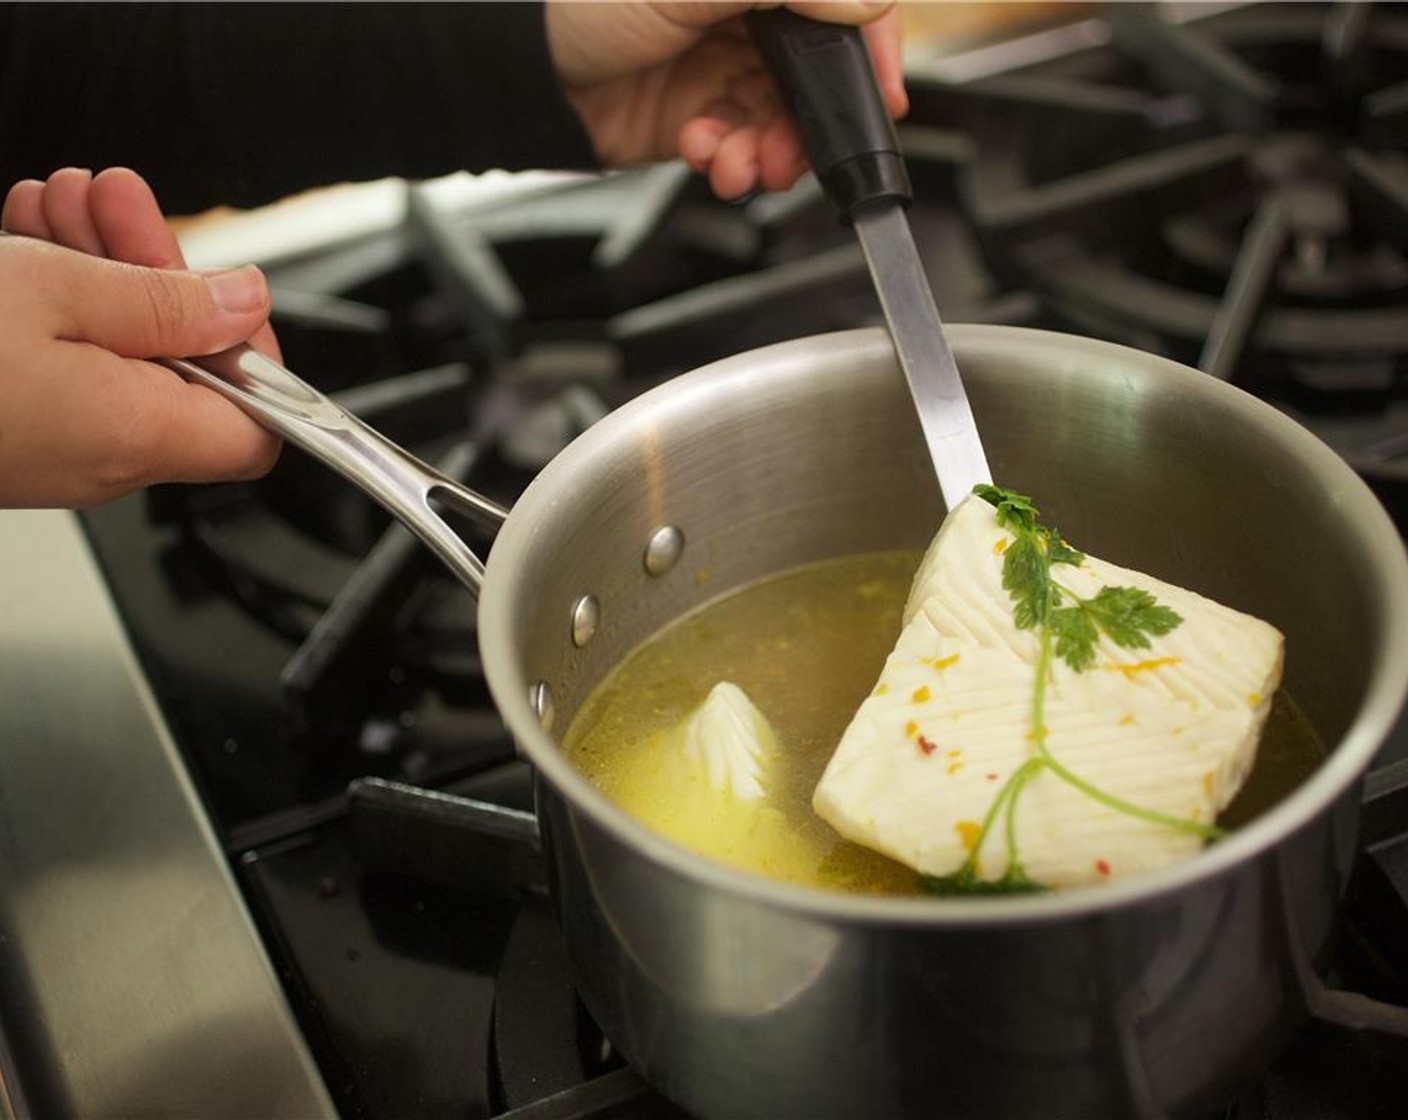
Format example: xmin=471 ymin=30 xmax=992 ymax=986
xmin=66 ymin=3 xmax=1408 ymax=1118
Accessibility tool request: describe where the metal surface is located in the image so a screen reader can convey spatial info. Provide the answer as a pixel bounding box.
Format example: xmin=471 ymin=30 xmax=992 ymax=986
xmin=1107 ymin=2 xmax=1280 ymax=132
xmin=475 ymin=326 xmax=1408 ymax=1119
xmin=951 ymin=3 xmax=1408 ymax=384
xmin=853 ymin=206 xmax=991 ymax=511
xmin=0 ymin=510 xmax=337 ymax=1119
xmin=571 ymin=595 xmax=600 ymax=649
xmin=162 ymin=345 xmax=509 ymax=595
xmin=1198 ymin=198 xmax=1288 ymax=380
xmin=643 ymin=526 xmax=685 ymax=578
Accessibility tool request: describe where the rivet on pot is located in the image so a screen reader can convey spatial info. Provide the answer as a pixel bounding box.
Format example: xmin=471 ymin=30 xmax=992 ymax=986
xmin=530 ymin=681 xmax=556 ymax=732
xmin=644 ymin=525 xmax=685 ymax=577
xmin=571 ymin=595 xmax=600 ymax=648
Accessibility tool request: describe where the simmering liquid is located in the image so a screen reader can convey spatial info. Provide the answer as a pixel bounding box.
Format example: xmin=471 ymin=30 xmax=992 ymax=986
xmin=563 ymin=552 xmax=1324 ymax=896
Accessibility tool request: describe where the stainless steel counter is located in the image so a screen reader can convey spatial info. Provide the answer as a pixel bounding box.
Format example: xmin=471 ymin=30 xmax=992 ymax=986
xmin=0 ymin=509 xmax=335 ymax=1119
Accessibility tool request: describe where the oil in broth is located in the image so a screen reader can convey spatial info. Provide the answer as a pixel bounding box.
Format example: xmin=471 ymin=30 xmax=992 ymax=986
xmin=562 ymin=552 xmax=1324 ymax=896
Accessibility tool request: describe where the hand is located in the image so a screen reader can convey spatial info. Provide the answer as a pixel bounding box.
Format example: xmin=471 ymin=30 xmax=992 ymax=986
xmin=0 ymin=167 xmax=282 ymax=509
xmin=547 ymin=1 xmax=906 ymax=200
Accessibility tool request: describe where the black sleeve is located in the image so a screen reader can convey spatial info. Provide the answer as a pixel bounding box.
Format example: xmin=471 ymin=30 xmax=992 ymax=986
xmin=0 ymin=1 xmax=601 ymax=215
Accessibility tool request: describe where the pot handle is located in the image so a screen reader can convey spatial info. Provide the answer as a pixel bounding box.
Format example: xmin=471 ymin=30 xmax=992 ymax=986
xmin=162 ymin=345 xmax=508 ymax=595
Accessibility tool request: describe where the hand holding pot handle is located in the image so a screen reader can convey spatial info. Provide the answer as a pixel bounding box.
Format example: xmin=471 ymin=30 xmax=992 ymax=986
xmin=161 ymin=345 xmax=508 ymax=595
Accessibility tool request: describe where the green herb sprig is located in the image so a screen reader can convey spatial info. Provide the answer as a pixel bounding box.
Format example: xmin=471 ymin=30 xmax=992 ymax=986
xmin=919 ymin=485 xmax=1223 ymax=897
xmin=980 ymin=484 xmax=1182 ymax=673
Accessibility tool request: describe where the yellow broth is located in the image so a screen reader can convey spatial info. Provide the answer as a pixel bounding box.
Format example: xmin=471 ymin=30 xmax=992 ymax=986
xmin=562 ymin=552 xmax=1324 ymax=896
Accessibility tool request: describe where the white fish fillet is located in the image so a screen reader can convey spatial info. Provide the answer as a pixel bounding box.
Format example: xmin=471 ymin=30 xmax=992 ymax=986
xmin=681 ymin=681 xmax=776 ymax=801
xmin=813 ymin=494 xmax=1284 ymax=889
xmin=601 ymin=681 xmax=804 ymax=879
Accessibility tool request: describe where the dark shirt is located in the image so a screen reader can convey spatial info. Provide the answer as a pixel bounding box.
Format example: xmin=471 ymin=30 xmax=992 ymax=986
xmin=0 ymin=2 xmax=600 ymax=215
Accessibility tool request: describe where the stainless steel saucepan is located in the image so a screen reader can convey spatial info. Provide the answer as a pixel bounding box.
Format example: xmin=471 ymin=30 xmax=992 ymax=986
xmin=169 ymin=322 xmax=1408 ymax=1119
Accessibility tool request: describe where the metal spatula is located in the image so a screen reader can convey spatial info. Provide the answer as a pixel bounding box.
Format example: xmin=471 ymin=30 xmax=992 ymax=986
xmin=747 ymin=10 xmax=991 ymax=511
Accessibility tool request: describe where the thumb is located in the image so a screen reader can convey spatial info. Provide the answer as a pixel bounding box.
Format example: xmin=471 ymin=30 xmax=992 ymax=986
xmin=38 ymin=245 xmax=271 ymax=359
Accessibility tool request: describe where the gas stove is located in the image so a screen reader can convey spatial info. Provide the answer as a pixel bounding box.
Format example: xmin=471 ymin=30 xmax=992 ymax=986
xmin=2 ymin=3 xmax=1407 ymax=1118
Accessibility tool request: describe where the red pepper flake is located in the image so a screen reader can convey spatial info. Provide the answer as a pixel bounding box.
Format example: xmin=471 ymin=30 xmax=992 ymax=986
xmin=917 ymin=735 xmax=939 ymax=756
xmin=1095 ymin=859 xmax=1111 ymax=877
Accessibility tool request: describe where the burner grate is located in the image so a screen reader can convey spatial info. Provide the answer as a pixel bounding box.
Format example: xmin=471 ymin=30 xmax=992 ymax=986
xmin=907 ymin=2 xmax=1408 ymax=529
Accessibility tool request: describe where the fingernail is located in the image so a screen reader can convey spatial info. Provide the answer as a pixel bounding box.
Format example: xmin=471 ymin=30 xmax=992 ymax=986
xmin=203 ymin=265 xmax=266 ymax=313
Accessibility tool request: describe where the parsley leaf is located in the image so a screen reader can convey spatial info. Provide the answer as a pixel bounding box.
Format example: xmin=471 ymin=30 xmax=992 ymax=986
xmin=1048 ymin=537 xmax=1085 ymax=568
xmin=1050 ymin=604 xmax=1099 ymax=672
xmin=974 ymin=483 xmax=1039 ymax=532
xmin=1002 ymin=534 xmax=1052 ymax=630
xmin=978 ymin=485 xmax=1184 ymax=673
xmin=1082 ymin=587 xmax=1183 ymax=651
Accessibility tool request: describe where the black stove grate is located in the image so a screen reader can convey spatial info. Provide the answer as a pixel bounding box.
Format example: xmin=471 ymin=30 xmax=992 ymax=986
xmin=921 ymin=2 xmax=1408 ymax=521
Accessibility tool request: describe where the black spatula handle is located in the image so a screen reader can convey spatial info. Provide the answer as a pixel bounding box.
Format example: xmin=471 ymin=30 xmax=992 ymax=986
xmin=746 ymin=8 xmax=910 ymax=222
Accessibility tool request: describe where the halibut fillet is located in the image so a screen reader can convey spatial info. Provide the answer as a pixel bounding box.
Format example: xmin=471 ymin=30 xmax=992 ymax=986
xmin=813 ymin=494 xmax=1284 ymax=889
